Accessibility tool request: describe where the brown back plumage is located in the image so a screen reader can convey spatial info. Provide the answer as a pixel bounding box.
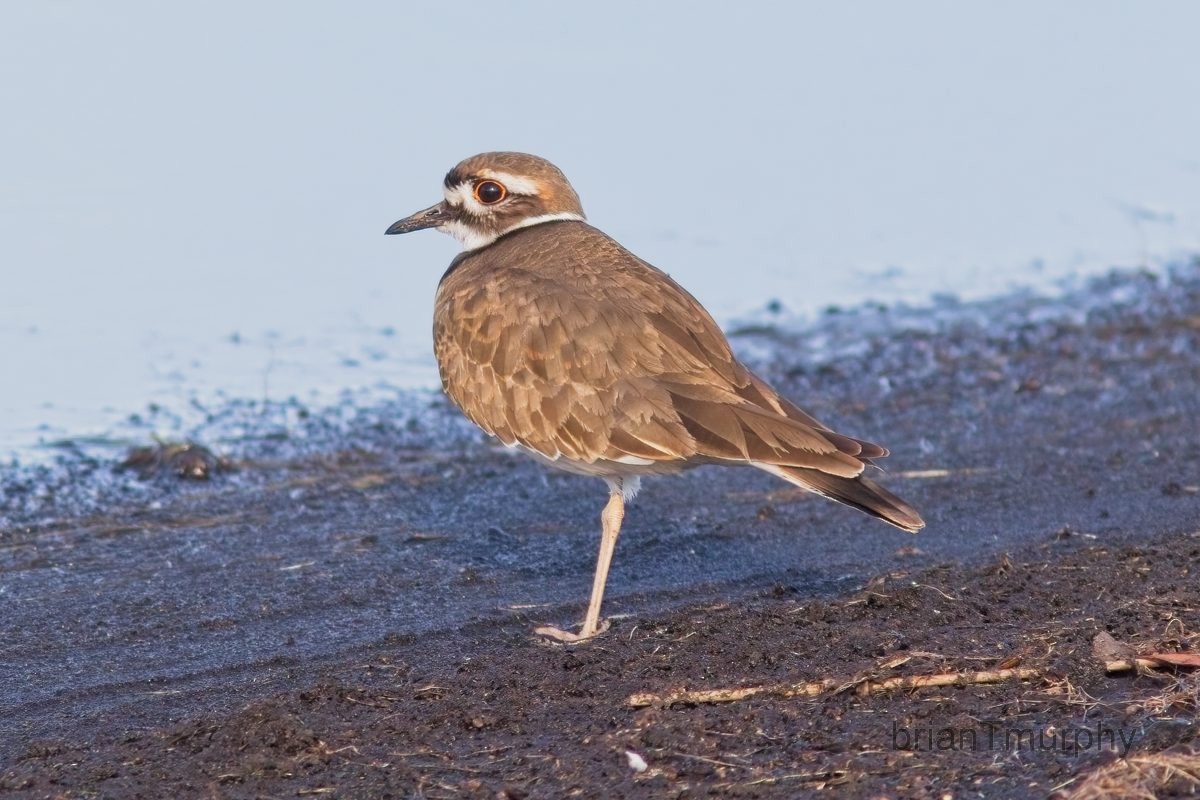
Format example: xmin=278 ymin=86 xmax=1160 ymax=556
xmin=433 ymin=219 xmax=924 ymax=531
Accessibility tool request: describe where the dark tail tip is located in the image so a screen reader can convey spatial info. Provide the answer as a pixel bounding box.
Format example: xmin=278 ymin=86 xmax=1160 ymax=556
xmin=768 ymin=466 xmax=925 ymax=532
xmin=859 ymin=477 xmax=925 ymax=532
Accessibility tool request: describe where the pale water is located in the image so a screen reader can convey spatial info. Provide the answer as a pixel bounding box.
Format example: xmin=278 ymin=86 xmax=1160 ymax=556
xmin=2 ymin=1 xmax=1198 ymax=461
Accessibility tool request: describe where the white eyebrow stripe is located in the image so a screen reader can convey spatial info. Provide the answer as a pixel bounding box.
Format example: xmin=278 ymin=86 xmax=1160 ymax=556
xmin=442 ymin=172 xmax=542 ymax=208
xmin=475 ymin=170 xmax=541 ymax=196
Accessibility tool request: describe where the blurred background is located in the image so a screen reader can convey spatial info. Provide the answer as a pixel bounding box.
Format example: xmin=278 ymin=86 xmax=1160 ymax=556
xmin=1 ymin=1 xmax=1198 ymax=460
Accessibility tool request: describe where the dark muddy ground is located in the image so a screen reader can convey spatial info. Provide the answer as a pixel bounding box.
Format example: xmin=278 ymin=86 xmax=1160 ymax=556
xmin=1 ymin=265 xmax=1199 ymax=798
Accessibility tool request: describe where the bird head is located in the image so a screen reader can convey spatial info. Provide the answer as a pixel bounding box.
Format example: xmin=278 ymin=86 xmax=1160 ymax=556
xmin=385 ymin=152 xmax=586 ymax=250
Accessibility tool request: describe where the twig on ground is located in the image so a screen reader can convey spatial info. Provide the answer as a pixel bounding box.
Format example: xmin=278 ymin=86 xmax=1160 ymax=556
xmin=1093 ymin=632 xmax=1200 ymax=673
xmin=1104 ymin=657 xmax=1180 ymax=674
xmin=628 ymin=667 xmax=1041 ymax=708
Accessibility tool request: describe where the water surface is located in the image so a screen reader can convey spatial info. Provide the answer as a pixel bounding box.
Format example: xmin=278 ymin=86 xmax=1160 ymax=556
xmin=2 ymin=1 xmax=1198 ymax=460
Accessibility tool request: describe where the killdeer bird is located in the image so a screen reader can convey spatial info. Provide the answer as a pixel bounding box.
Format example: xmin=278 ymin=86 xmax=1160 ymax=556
xmin=386 ymin=152 xmax=924 ymax=642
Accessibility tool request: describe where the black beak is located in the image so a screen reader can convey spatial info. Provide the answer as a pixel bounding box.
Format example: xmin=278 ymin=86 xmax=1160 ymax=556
xmin=385 ymin=201 xmax=452 ymax=235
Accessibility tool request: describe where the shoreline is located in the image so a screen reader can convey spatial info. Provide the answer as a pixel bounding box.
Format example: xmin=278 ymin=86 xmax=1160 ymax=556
xmin=3 ymin=259 xmax=1196 ymax=530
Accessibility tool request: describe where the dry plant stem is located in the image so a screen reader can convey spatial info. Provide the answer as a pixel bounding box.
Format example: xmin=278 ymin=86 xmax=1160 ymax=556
xmin=628 ymin=667 xmax=1041 ymax=708
xmin=1104 ymin=658 xmax=1180 ymax=674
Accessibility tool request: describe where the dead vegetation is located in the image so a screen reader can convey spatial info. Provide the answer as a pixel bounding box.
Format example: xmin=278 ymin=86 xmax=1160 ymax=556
xmin=1057 ymin=749 xmax=1200 ymax=800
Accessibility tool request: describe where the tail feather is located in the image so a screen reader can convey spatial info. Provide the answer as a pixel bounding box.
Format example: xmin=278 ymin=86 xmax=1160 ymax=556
xmin=762 ymin=464 xmax=925 ymax=533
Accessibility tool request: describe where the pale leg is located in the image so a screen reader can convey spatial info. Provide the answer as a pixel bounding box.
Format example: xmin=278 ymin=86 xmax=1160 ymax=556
xmin=536 ymin=483 xmax=625 ymax=643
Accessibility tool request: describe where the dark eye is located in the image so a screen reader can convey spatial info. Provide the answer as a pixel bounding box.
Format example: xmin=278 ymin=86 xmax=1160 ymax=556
xmin=474 ymin=180 xmax=506 ymax=204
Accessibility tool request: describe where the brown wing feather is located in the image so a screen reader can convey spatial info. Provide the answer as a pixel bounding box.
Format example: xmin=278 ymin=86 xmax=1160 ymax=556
xmin=434 ymin=221 xmax=883 ymax=477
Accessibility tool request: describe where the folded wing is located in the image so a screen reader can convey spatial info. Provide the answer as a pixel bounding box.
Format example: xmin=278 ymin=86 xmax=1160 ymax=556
xmin=433 ymin=223 xmax=922 ymax=530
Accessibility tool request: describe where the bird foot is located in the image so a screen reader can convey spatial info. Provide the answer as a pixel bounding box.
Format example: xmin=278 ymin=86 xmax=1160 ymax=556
xmin=534 ymin=618 xmax=611 ymax=644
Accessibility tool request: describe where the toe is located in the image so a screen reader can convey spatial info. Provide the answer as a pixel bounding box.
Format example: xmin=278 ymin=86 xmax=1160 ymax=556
xmin=533 ymin=619 xmax=611 ymax=644
xmin=534 ymin=625 xmax=586 ymax=643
